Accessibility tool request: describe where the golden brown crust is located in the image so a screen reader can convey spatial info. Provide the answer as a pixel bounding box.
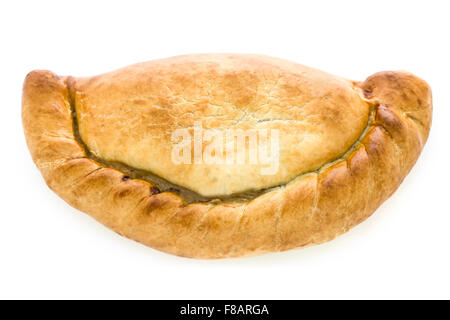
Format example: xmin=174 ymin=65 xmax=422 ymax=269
xmin=22 ymin=56 xmax=432 ymax=259
xmin=69 ymin=54 xmax=371 ymax=197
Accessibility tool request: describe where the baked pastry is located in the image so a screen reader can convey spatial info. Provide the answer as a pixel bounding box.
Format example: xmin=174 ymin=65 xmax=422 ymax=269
xmin=22 ymin=54 xmax=432 ymax=258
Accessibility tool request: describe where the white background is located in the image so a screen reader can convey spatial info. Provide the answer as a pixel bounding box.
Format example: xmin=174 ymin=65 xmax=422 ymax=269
xmin=1 ymin=0 xmax=449 ymax=299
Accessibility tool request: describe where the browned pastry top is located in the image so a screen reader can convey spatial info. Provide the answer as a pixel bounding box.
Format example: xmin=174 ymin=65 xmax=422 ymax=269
xmin=69 ymin=54 xmax=370 ymax=197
